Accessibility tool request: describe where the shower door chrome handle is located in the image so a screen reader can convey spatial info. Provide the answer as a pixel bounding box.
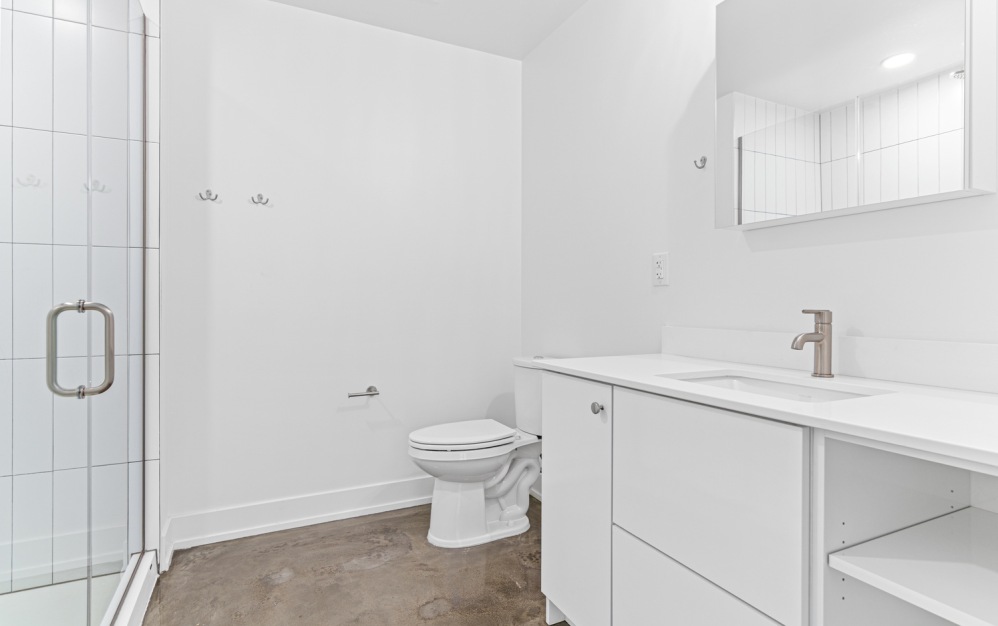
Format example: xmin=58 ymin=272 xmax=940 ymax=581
xmin=46 ymin=301 xmax=116 ymax=399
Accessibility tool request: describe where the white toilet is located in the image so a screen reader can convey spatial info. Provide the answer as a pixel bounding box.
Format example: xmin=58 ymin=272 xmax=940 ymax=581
xmin=408 ymin=357 xmax=543 ymax=548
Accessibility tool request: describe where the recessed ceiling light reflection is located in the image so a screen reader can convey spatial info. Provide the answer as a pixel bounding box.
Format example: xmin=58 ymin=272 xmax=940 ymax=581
xmin=881 ymin=53 xmax=916 ymax=69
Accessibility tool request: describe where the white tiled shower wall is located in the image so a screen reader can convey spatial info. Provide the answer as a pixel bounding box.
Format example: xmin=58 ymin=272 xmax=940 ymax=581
xmin=859 ymin=69 xmax=965 ymax=204
xmin=818 ymin=101 xmax=859 ymax=213
xmin=0 ymin=0 xmax=160 ymax=595
xmin=734 ymin=94 xmax=822 ymax=223
xmin=735 ymin=68 xmax=965 ymax=223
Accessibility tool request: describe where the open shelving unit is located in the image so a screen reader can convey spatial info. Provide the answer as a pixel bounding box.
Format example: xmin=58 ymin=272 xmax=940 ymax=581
xmin=829 ymin=507 xmax=998 ymax=626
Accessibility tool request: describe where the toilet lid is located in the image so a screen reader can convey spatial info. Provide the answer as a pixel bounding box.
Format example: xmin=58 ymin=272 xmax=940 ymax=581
xmin=409 ymin=419 xmax=515 ymax=449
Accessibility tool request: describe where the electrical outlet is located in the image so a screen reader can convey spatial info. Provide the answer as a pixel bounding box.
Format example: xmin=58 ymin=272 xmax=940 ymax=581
xmin=652 ymin=252 xmax=669 ymax=286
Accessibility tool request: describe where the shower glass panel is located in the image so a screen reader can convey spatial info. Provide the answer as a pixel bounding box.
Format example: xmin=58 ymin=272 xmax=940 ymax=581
xmin=0 ymin=1 xmax=147 ymax=624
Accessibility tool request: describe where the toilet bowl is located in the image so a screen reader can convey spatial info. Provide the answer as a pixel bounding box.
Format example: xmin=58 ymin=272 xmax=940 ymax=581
xmin=408 ymin=358 xmax=544 ymax=548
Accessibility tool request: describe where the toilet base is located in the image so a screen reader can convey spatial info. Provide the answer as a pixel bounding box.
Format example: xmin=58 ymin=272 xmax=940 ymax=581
xmin=425 ymin=475 xmax=534 ymax=549
xmin=428 ymin=516 xmax=530 ymax=549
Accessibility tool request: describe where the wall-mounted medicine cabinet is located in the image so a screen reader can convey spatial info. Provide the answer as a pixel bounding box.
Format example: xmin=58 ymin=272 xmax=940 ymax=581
xmin=714 ymin=0 xmax=997 ymax=229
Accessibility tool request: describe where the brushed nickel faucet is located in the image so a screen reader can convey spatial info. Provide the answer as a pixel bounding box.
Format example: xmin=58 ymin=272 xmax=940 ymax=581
xmin=791 ymin=309 xmax=833 ymax=378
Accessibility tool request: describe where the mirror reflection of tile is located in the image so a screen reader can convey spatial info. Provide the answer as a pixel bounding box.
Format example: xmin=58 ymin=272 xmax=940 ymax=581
xmin=732 ymin=68 xmax=965 ymax=224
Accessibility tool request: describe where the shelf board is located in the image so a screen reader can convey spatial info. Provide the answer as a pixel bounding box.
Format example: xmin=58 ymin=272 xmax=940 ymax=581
xmin=829 ymin=507 xmax=998 ymax=626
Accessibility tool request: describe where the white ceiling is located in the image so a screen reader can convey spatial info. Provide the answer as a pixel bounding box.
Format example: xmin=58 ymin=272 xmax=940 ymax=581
xmin=717 ymin=0 xmax=965 ymax=111
xmin=268 ymin=0 xmax=592 ymax=59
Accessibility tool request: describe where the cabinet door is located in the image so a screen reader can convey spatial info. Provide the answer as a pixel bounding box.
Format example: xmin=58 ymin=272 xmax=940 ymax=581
xmin=613 ymin=526 xmax=781 ymax=626
xmin=614 ymin=389 xmax=808 ymax=626
xmin=541 ymin=372 xmax=612 ymax=626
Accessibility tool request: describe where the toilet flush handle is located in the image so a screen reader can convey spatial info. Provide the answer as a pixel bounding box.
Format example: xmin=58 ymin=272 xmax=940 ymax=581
xmin=590 ymin=402 xmax=604 ymax=415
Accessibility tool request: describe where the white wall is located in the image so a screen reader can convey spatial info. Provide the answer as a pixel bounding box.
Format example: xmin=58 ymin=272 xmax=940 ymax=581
xmin=160 ymin=0 xmax=521 ymax=563
xmin=522 ymin=0 xmax=998 ymax=362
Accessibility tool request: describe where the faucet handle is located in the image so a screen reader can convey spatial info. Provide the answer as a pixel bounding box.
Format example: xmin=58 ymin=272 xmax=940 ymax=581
xmin=802 ymin=309 xmax=833 ymax=324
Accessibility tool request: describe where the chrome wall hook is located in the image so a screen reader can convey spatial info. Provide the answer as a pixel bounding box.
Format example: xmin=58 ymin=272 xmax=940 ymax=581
xmin=198 ymin=189 xmax=219 ymax=201
xmin=251 ymin=194 xmax=270 ymax=206
xmin=84 ymin=180 xmax=109 ymax=193
xmin=693 ymin=156 xmax=708 ymax=169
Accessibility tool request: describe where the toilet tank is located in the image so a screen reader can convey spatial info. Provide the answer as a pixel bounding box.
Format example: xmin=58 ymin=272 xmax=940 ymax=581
xmin=513 ymin=357 xmax=544 ymax=436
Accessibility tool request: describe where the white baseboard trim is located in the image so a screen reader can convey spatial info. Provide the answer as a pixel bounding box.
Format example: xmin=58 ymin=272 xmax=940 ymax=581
xmin=161 ymin=475 xmax=434 ymax=570
xmin=530 ymin=474 xmax=543 ymax=501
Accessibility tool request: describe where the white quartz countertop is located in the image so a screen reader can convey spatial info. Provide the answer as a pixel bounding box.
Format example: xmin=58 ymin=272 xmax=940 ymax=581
xmin=536 ymin=354 xmax=998 ymax=469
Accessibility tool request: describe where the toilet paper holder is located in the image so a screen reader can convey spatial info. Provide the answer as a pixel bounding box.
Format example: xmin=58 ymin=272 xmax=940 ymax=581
xmin=348 ymin=386 xmax=380 ymax=398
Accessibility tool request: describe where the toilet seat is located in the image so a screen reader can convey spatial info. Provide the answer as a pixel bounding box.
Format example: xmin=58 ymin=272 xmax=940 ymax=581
xmin=408 ymin=442 xmax=516 ymax=462
xmin=408 ymin=419 xmax=523 ymax=463
xmin=411 ymin=439 xmax=515 ymax=452
xmin=409 ymin=419 xmax=515 ymax=451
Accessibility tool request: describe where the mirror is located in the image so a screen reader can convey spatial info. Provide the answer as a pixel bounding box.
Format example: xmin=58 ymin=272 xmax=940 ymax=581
xmin=715 ymin=0 xmax=996 ymax=228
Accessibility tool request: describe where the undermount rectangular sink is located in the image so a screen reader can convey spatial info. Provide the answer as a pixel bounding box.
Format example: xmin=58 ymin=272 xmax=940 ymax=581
xmin=658 ymin=370 xmax=891 ymax=403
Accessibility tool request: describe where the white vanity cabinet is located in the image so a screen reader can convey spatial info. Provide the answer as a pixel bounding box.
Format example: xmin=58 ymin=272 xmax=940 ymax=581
xmin=816 ymin=434 xmax=991 ymax=626
xmin=540 ymin=372 xmax=613 ymax=626
xmin=613 ymin=526 xmax=781 ymax=626
xmin=539 ymin=354 xmax=998 ymax=625
xmin=613 ymin=390 xmax=810 ymax=626
xmin=540 ymin=377 xmax=809 ymax=626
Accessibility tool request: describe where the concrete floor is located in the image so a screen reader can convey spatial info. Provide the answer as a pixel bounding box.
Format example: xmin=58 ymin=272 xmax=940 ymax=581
xmin=144 ymin=499 xmax=566 ymax=625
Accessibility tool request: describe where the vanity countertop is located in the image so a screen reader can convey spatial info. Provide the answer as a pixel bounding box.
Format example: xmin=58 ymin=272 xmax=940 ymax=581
xmin=536 ymin=354 xmax=998 ymax=469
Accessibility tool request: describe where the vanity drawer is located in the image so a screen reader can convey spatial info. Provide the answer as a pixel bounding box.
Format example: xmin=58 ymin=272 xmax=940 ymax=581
xmin=613 ymin=525 xmax=781 ymax=626
xmin=613 ymin=389 xmax=808 ymax=626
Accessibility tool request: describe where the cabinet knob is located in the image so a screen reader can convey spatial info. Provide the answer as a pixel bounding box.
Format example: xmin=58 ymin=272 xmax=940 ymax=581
xmin=591 ymin=402 xmax=604 ymax=415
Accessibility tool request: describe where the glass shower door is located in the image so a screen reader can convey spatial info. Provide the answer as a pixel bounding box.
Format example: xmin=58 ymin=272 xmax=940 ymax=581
xmin=0 ymin=2 xmax=146 ymax=624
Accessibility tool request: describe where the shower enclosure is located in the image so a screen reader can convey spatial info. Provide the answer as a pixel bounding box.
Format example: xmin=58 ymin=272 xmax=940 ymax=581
xmin=1 ymin=0 xmax=152 ymax=623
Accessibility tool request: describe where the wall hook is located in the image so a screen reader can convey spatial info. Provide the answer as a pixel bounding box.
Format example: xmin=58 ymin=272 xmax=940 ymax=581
xmin=198 ymin=189 xmax=219 ymax=201
xmin=84 ymin=180 xmax=109 ymax=193
xmin=16 ymin=174 xmax=42 ymax=188
xmin=693 ymin=156 xmax=707 ymax=169
xmin=251 ymin=194 xmax=270 ymax=206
